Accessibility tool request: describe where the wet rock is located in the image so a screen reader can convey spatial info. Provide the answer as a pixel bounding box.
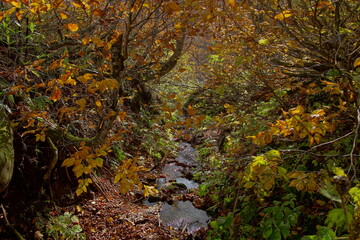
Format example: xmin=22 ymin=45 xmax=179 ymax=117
xmin=166 ymin=182 xmax=187 ymax=191
xmin=160 ymin=201 xmax=210 ymax=234
xmin=162 ymin=163 xmax=184 ymax=180
xmin=175 ymin=178 xmax=199 ymax=189
xmin=148 ymin=195 xmax=162 ymax=203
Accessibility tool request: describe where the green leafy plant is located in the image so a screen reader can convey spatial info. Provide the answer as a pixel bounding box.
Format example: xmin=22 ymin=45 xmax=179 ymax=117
xmin=40 ymin=212 xmax=86 ymax=240
xmin=207 ymin=213 xmax=234 ymax=240
xmin=260 ymin=193 xmax=300 ymax=239
xmin=301 ymin=226 xmax=337 ymax=240
xmin=325 ymin=206 xmax=353 ymax=234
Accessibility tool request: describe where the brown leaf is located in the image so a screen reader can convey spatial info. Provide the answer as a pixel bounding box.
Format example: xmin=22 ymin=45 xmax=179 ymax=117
xmin=50 ymin=87 xmax=62 ymax=101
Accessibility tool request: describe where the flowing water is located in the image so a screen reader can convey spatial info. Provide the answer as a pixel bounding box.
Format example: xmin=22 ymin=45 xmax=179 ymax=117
xmin=146 ymin=142 xmax=210 ymax=234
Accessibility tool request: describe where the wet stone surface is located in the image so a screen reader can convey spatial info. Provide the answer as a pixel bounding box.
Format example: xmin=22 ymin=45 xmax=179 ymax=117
xmin=145 ymin=142 xmax=210 ymax=234
xmin=175 ymin=177 xmax=199 ymax=189
xmin=160 ymin=201 xmax=210 ymax=234
xmin=161 ymin=163 xmax=183 ymax=180
xmin=156 ymin=143 xmax=210 ymax=234
xmin=175 ymin=142 xmax=199 ymax=168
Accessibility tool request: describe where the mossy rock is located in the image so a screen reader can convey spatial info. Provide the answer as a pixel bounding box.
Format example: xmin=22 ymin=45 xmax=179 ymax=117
xmin=166 ymin=182 xmax=187 ymax=191
xmin=0 ymin=107 xmax=14 ymax=192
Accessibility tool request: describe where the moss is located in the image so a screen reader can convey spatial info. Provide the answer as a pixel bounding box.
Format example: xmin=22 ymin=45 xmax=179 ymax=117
xmin=0 ymin=107 xmax=14 ymax=192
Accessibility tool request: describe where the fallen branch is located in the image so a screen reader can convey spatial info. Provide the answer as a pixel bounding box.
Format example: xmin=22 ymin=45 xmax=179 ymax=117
xmin=1 ymin=204 xmax=26 ymax=240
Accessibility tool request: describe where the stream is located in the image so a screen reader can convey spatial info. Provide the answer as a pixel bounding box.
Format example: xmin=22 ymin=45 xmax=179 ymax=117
xmin=144 ymin=142 xmax=210 ymax=234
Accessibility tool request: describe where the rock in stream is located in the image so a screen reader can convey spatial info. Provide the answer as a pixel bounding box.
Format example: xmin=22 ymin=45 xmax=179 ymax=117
xmin=157 ymin=143 xmax=210 ymax=234
xmin=160 ymin=200 xmax=210 ymax=234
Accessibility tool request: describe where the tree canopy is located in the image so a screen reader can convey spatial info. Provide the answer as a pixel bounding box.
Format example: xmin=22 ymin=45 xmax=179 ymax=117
xmin=1 ymin=0 xmax=360 ymax=239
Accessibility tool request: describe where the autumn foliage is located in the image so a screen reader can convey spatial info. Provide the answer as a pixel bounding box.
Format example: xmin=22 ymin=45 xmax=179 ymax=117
xmin=2 ymin=0 xmax=360 ymax=239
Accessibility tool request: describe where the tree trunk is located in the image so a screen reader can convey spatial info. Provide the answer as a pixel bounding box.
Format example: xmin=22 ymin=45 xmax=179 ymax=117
xmin=0 ymin=106 xmax=14 ymax=192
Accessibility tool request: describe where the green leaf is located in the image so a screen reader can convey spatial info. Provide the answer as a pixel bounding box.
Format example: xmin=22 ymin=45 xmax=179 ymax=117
xmin=210 ymin=220 xmax=219 ymax=229
xmin=288 ymin=213 xmax=298 ymax=226
xmin=317 ymin=226 xmax=337 ymax=240
xmin=325 ymin=207 xmax=352 ymax=230
xmin=243 ymin=181 xmax=256 ymax=188
xmin=277 ymin=167 xmax=288 ymax=179
xmin=279 ymin=222 xmax=290 ymax=238
xmin=263 ymin=226 xmax=273 ymax=238
xmin=270 ymin=229 xmax=282 ymax=240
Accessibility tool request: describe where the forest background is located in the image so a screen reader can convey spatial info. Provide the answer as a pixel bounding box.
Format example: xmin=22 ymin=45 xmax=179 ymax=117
xmin=1 ymin=0 xmax=360 ymax=239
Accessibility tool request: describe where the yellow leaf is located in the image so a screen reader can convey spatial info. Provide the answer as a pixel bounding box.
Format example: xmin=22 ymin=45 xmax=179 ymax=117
xmin=91 ymin=36 xmax=104 ymax=47
xmin=265 ymin=150 xmax=281 ymax=161
xmin=92 ymin=8 xmax=105 ymax=16
xmin=11 ymin=1 xmax=21 ymax=8
xmin=166 ymin=93 xmax=177 ymax=99
xmin=78 ymin=73 xmax=93 ymax=84
xmin=243 ymin=181 xmax=256 ymax=188
xmin=114 ymin=173 xmax=122 ymax=183
xmin=88 ymin=159 xmax=97 ymax=168
xmin=274 ymin=10 xmax=293 ymax=21
xmin=143 ymin=185 xmax=159 ymax=197
xmin=76 ymin=188 xmax=83 ymax=196
xmin=95 ymin=158 xmax=103 ymax=167
xmin=333 ymin=167 xmax=346 ymax=176
xmin=263 ymin=177 xmax=274 ymax=191
xmin=83 ymin=166 xmax=92 ymax=174
xmin=65 ymin=77 xmax=76 ymax=85
xmin=290 ymin=105 xmax=305 ymax=115
xmin=82 ymin=36 xmax=90 ymax=45
xmin=118 ymin=111 xmax=126 ymax=121
xmin=228 ymin=0 xmax=236 ymax=8
xmin=75 ymin=98 xmax=86 ymax=111
xmin=296 ymin=181 xmax=305 ymax=191
xmin=258 ymin=39 xmax=269 ymax=45
xmin=98 ymin=78 xmax=119 ymax=92
xmin=76 ymin=205 xmax=83 ymax=213
xmin=58 ymin=11 xmax=69 ymax=19
xmin=224 ymin=103 xmax=235 ymax=113
xmin=163 ymin=2 xmax=181 ymax=15
xmin=174 ymin=22 xmax=182 ymax=29
xmin=187 ymin=105 xmax=197 ymax=116
xmin=65 ymin=23 xmax=79 ymax=32
xmin=62 ymin=157 xmax=76 ymax=167
xmin=354 ymin=57 xmax=360 ymax=68
xmin=95 ymin=101 xmax=101 ymax=107
xmin=119 ymin=178 xmax=133 ymax=194
xmin=72 ymin=2 xmax=83 ymax=8
xmin=73 ymin=164 xmax=84 ymax=178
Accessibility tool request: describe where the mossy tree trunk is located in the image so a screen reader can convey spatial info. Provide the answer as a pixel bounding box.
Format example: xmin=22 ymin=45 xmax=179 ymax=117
xmin=0 ymin=106 xmax=14 ymax=192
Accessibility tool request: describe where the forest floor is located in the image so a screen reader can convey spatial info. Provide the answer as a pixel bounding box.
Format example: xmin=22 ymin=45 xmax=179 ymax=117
xmin=0 ymin=154 xmax=208 ymax=240
xmin=76 ymin=172 xmax=193 ymax=240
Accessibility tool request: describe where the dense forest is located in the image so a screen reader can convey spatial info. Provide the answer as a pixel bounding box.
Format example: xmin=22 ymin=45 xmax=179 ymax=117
xmin=1 ymin=0 xmax=360 ymax=239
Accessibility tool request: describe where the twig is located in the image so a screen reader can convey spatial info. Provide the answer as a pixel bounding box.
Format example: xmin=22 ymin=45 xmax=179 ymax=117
xmin=90 ymin=173 xmax=109 ymax=202
xmin=348 ymin=108 xmax=360 ymax=179
xmin=43 ymin=137 xmax=58 ymax=180
xmin=1 ymin=204 xmax=26 ymax=240
xmin=309 ymin=131 xmax=354 ymax=150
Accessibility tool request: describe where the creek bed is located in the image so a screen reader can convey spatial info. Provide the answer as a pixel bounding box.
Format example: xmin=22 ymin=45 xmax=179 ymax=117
xmin=145 ymin=142 xmax=210 ymax=234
